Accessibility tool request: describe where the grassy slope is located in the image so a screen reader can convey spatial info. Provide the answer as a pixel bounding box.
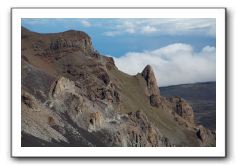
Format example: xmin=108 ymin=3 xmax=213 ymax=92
xmin=109 ymin=68 xmax=199 ymax=146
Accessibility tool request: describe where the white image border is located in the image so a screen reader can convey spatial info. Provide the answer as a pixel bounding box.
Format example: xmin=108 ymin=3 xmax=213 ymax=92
xmin=11 ymin=8 xmax=226 ymax=157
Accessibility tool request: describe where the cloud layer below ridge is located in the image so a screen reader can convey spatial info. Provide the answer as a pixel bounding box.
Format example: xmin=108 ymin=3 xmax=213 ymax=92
xmin=114 ymin=43 xmax=216 ymax=87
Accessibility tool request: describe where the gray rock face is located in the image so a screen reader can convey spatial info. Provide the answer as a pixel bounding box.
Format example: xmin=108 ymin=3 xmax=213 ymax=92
xmin=48 ymin=30 xmax=93 ymax=53
xmin=102 ymin=111 xmax=173 ymax=147
xmin=22 ymin=27 xmax=94 ymax=61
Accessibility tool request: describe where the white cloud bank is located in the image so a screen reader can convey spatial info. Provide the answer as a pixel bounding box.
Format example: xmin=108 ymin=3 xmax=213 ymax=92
xmin=114 ymin=43 xmax=216 ymax=87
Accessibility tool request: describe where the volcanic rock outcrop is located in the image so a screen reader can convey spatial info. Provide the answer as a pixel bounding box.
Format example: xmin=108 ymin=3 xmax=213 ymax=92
xmin=141 ymin=65 xmax=161 ymax=107
xmin=21 ymin=27 xmax=215 ymax=147
xmin=142 ymin=65 xmax=160 ymax=96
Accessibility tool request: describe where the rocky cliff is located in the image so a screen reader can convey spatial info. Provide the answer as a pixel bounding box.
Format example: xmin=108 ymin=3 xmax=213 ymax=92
xmin=160 ymin=82 xmax=216 ymax=129
xmin=21 ymin=27 xmax=215 ymax=147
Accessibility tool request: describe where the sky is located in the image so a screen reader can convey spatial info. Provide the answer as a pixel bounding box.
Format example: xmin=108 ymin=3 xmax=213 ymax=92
xmin=22 ymin=18 xmax=216 ymax=87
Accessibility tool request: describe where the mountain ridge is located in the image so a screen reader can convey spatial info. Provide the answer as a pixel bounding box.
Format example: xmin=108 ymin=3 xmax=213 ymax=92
xmin=160 ymin=81 xmax=216 ymax=88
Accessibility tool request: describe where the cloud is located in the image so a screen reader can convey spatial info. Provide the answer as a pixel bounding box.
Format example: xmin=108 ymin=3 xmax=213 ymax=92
xmin=103 ymin=20 xmax=157 ymax=36
xmin=103 ymin=21 xmax=136 ymax=36
xmin=103 ymin=18 xmax=215 ymax=37
xmin=141 ymin=25 xmax=157 ymax=34
xmin=113 ymin=43 xmax=216 ymax=87
xmin=159 ymin=19 xmax=216 ymax=37
xmin=80 ymin=20 xmax=91 ymax=27
xmin=104 ymin=31 xmax=122 ymax=37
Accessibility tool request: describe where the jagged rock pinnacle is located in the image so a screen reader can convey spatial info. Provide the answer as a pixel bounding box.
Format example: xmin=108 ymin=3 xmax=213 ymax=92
xmin=141 ymin=65 xmax=161 ymax=107
xmin=141 ymin=65 xmax=160 ymax=96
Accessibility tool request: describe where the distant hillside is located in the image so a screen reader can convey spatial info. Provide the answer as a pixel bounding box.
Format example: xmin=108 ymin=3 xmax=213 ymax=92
xmin=160 ymin=82 xmax=216 ymax=129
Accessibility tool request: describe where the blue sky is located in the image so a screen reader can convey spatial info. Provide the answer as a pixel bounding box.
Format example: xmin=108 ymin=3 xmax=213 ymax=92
xmin=21 ymin=18 xmax=216 ymax=86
